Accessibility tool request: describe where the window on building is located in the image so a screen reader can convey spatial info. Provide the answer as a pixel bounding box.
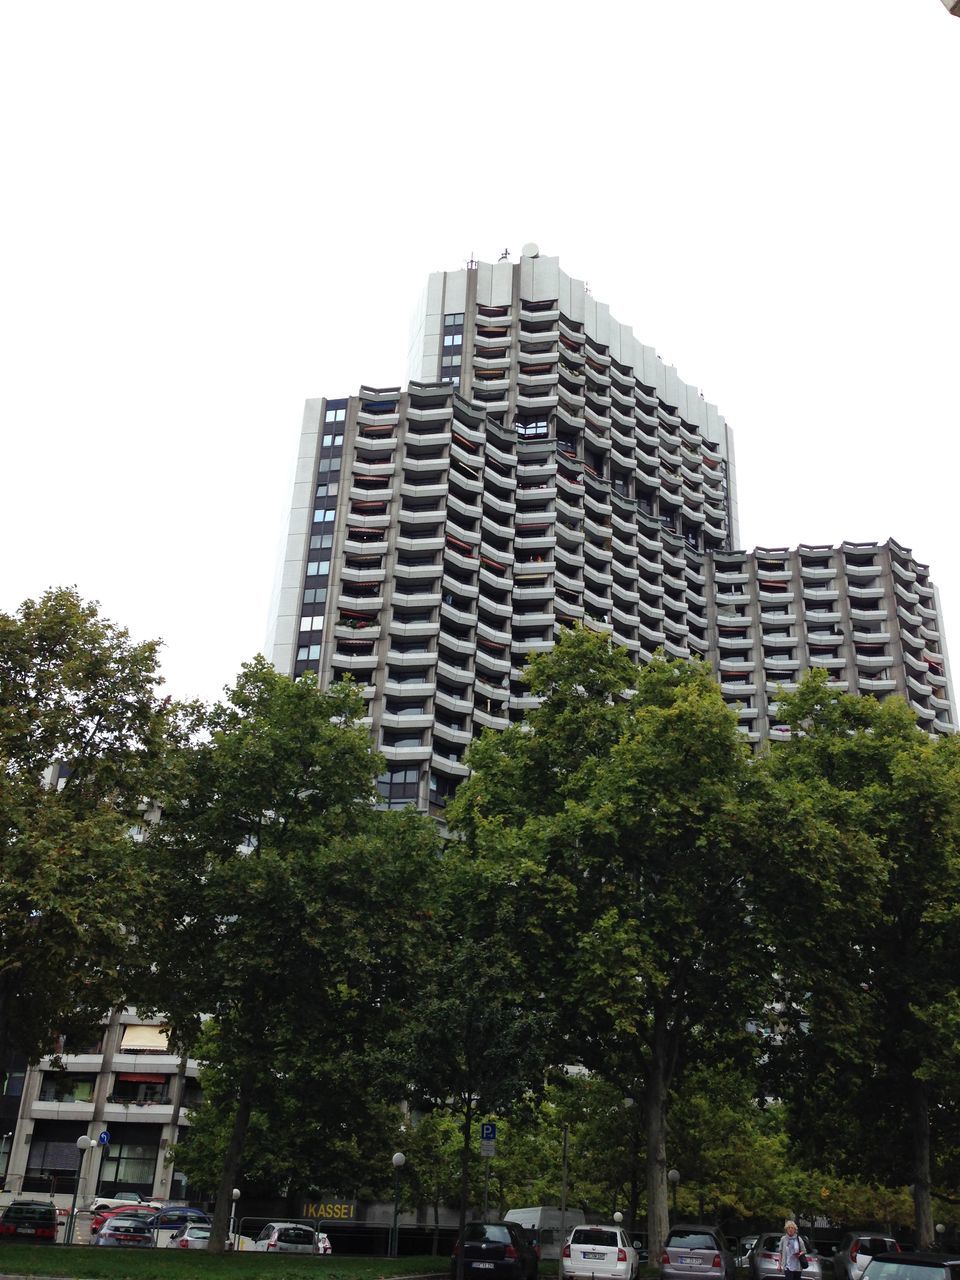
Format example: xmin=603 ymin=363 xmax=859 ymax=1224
xmin=38 ymin=1072 xmax=97 ymax=1103
xmin=318 ymin=455 xmax=342 ymax=472
xmin=309 ymin=534 xmax=333 ymax=551
xmin=324 ymin=407 xmax=347 ymax=424
xmin=299 ymin=615 xmax=324 ymax=632
xmin=313 ymin=508 xmax=336 ymax=524
xmin=306 ymin=560 xmax=330 ymax=576
xmin=443 ymin=333 xmax=463 ymax=347
xmin=296 ymin=643 xmax=323 ymax=662
xmin=303 ymin=587 xmax=327 ymax=605
xmin=321 ymin=432 xmax=345 ymax=446
xmin=316 ymin=482 xmax=338 ymax=499
xmin=376 ymin=767 xmax=421 ymax=808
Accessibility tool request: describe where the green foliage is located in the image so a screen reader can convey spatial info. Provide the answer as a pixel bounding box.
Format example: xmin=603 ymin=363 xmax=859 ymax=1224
xmin=0 ymin=587 xmax=171 ymax=1061
xmin=762 ymin=672 xmax=960 ymax=1243
xmin=146 ymin=660 xmax=442 ymax=1245
xmin=448 ymin=629 xmax=773 ymax=1256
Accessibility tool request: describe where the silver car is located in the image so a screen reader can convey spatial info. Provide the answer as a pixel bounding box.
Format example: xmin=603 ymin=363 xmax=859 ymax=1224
xmin=661 ymin=1225 xmax=736 ymax=1280
xmin=832 ymin=1234 xmax=899 ymax=1280
xmin=750 ymin=1232 xmax=822 ymax=1280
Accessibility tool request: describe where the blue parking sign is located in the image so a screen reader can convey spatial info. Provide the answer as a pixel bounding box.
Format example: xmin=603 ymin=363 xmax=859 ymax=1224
xmin=480 ymin=1122 xmax=497 ymax=1141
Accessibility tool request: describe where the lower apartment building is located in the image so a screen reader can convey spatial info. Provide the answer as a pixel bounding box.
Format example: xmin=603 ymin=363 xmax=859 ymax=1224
xmin=0 ymin=1011 xmax=199 ymax=1211
xmin=709 ymin=539 xmax=955 ymax=743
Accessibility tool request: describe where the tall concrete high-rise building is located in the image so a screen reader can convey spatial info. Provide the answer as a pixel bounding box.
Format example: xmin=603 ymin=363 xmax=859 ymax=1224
xmin=269 ymin=247 xmax=954 ymax=815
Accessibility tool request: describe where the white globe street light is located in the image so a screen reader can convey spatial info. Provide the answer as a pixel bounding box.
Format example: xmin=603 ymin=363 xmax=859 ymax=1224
xmin=391 ymin=1153 xmax=406 ymax=1258
xmin=66 ymin=1136 xmax=97 ymax=1245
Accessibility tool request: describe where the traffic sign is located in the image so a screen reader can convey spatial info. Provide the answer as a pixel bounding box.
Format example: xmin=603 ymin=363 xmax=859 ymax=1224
xmin=480 ymin=1139 xmax=496 ymax=1159
xmin=98 ymin=1130 xmax=111 ymax=1145
xmin=480 ymin=1122 xmax=497 ymax=1141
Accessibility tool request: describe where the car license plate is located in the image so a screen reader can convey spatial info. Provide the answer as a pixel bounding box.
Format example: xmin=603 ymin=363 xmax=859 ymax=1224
xmin=17 ymin=1227 xmax=36 ymax=1235
xmin=584 ymin=1252 xmax=604 ymax=1260
xmin=678 ymin=1256 xmax=690 ymax=1265
xmin=472 ymin=1263 xmax=495 ymax=1269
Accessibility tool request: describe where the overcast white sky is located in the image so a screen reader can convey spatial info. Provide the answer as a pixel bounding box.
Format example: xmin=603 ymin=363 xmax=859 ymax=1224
xmin=2 ymin=1 xmax=958 ymax=705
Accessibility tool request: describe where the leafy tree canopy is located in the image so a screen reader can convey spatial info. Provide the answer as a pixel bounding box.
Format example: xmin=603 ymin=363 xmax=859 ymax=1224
xmin=0 ymin=587 xmax=171 ymax=1061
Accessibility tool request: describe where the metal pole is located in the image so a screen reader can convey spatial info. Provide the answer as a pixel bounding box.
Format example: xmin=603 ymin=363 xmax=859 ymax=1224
xmin=559 ymin=1123 xmax=569 ymax=1258
xmin=482 ymin=1157 xmax=490 ymax=1223
xmin=392 ymin=1165 xmax=401 ymax=1257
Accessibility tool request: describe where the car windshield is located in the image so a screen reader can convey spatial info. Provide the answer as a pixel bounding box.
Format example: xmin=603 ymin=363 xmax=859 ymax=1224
xmin=276 ymin=1227 xmax=314 ymax=1244
xmin=573 ymin=1229 xmax=620 ymax=1247
xmin=860 ymin=1241 xmax=897 ymax=1256
xmin=466 ymin=1225 xmax=511 ymax=1243
xmin=864 ymin=1265 xmax=946 ymax=1280
xmin=668 ymin=1232 xmax=719 ymax=1250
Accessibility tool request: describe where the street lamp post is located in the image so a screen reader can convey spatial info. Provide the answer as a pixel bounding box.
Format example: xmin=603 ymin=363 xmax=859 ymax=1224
xmin=228 ymin=1188 xmax=241 ymax=1251
xmin=391 ymin=1152 xmax=406 ymax=1258
xmin=66 ymin=1137 xmax=97 ymax=1245
xmin=667 ymin=1169 xmax=680 ymax=1220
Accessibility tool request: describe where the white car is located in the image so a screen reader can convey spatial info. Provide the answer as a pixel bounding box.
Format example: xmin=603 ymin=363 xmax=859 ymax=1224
xmin=563 ymin=1224 xmax=642 ymax=1280
xmin=87 ymin=1193 xmax=163 ymax=1214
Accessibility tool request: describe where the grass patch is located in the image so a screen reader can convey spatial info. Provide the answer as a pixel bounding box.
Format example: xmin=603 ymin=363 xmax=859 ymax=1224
xmin=0 ymin=1244 xmax=451 ymax=1280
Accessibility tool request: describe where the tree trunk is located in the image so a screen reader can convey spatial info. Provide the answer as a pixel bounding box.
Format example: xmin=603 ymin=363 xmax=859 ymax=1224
xmin=911 ymin=1078 xmax=934 ymax=1250
xmin=456 ymin=1098 xmax=473 ymax=1280
xmin=208 ymin=1066 xmax=255 ymax=1254
xmin=646 ymin=1027 xmax=670 ymax=1266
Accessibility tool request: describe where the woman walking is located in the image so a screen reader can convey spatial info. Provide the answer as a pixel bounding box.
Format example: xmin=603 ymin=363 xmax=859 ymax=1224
xmin=780 ymin=1221 xmax=807 ymax=1276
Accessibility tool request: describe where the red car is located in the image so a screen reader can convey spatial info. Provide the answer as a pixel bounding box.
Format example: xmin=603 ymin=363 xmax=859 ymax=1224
xmin=90 ymin=1205 xmax=159 ymax=1235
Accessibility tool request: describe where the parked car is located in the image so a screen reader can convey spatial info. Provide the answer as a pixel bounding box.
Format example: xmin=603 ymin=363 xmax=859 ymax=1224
xmin=661 ymin=1224 xmax=737 ymax=1280
xmin=252 ymin=1221 xmax=322 ymax=1254
xmin=0 ymin=1199 xmax=58 ymax=1244
xmin=563 ymin=1223 xmax=642 ymax=1280
xmin=88 ymin=1191 xmax=161 ymax=1214
xmin=94 ymin=1214 xmax=155 ymax=1247
xmin=750 ymin=1231 xmax=822 ymax=1280
xmin=863 ymin=1253 xmax=958 ymax=1280
xmin=737 ymin=1237 xmax=760 ymax=1270
xmin=167 ymin=1223 xmax=212 ymax=1249
xmin=91 ymin=1204 xmax=160 ymax=1235
xmin=148 ymin=1205 xmax=212 ymax=1233
xmin=833 ymin=1234 xmax=900 ymax=1280
xmin=452 ymin=1220 xmax=540 ymax=1280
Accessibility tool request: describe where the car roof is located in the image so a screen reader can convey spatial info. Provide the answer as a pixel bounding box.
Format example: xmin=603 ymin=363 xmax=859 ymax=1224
xmin=872 ymin=1254 xmax=956 ymax=1265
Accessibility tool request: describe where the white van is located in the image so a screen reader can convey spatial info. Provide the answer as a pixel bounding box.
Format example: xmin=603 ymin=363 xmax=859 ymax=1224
xmin=504 ymin=1206 xmax=587 ymax=1261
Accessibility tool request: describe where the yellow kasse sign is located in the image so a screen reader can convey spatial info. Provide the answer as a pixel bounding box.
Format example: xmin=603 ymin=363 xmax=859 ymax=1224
xmin=303 ymin=1201 xmax=357 ymax=1221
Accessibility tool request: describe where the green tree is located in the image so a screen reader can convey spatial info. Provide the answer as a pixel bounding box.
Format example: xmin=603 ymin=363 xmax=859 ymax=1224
xmin=0 ymin=587 xmax=170 ymax=1061
xmin=145 ymin=660 xmax=441 ymax=1250
xmin=448 ymin=629 xmax=773 ymax=1261
xmin=401 ymin=849 xmax=554 ymax=1278
xmin=765 ymin=673 xmax=960 ymax=1247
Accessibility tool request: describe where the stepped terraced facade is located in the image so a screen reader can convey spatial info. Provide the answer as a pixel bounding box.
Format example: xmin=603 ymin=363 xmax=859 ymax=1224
xmin=269 ymin=247 xmax=954 ymax=815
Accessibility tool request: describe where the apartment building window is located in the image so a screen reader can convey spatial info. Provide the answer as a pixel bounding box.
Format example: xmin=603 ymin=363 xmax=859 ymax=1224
xmin=313 ymin=508 xmax=336 ymax=524
xmin=322 ymin=432 xmax=344 ymax=447
xmin=303 ymin=588 xmax=327 ymax=605
xmin=377 ymin=768 xmax=421 ymax=808
xmin=307 ymin=560 xmax=330 ymax=577
xmin=316 ymin=483 xmax=338 ymax=499
xmin=297 ymin=643 xmax=322 ymax=662
xmin=324 ymin=404 xmax=347 ymax=424
xmin=310 ymin=534 xmax=334 ymax=551
xmin=38 ymin=1072 xmax=97 ymax=1102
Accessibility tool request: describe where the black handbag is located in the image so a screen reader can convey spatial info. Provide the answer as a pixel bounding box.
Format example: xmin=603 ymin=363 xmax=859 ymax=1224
xmin=798 ymin=1254 xmax=808 ymax=1270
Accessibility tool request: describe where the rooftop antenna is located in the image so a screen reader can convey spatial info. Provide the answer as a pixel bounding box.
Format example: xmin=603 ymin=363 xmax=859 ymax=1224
xmin=498 ymin=247 xmax=510 ymax=261
xmin=467 ymin=251 xmax=478 ymax=269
